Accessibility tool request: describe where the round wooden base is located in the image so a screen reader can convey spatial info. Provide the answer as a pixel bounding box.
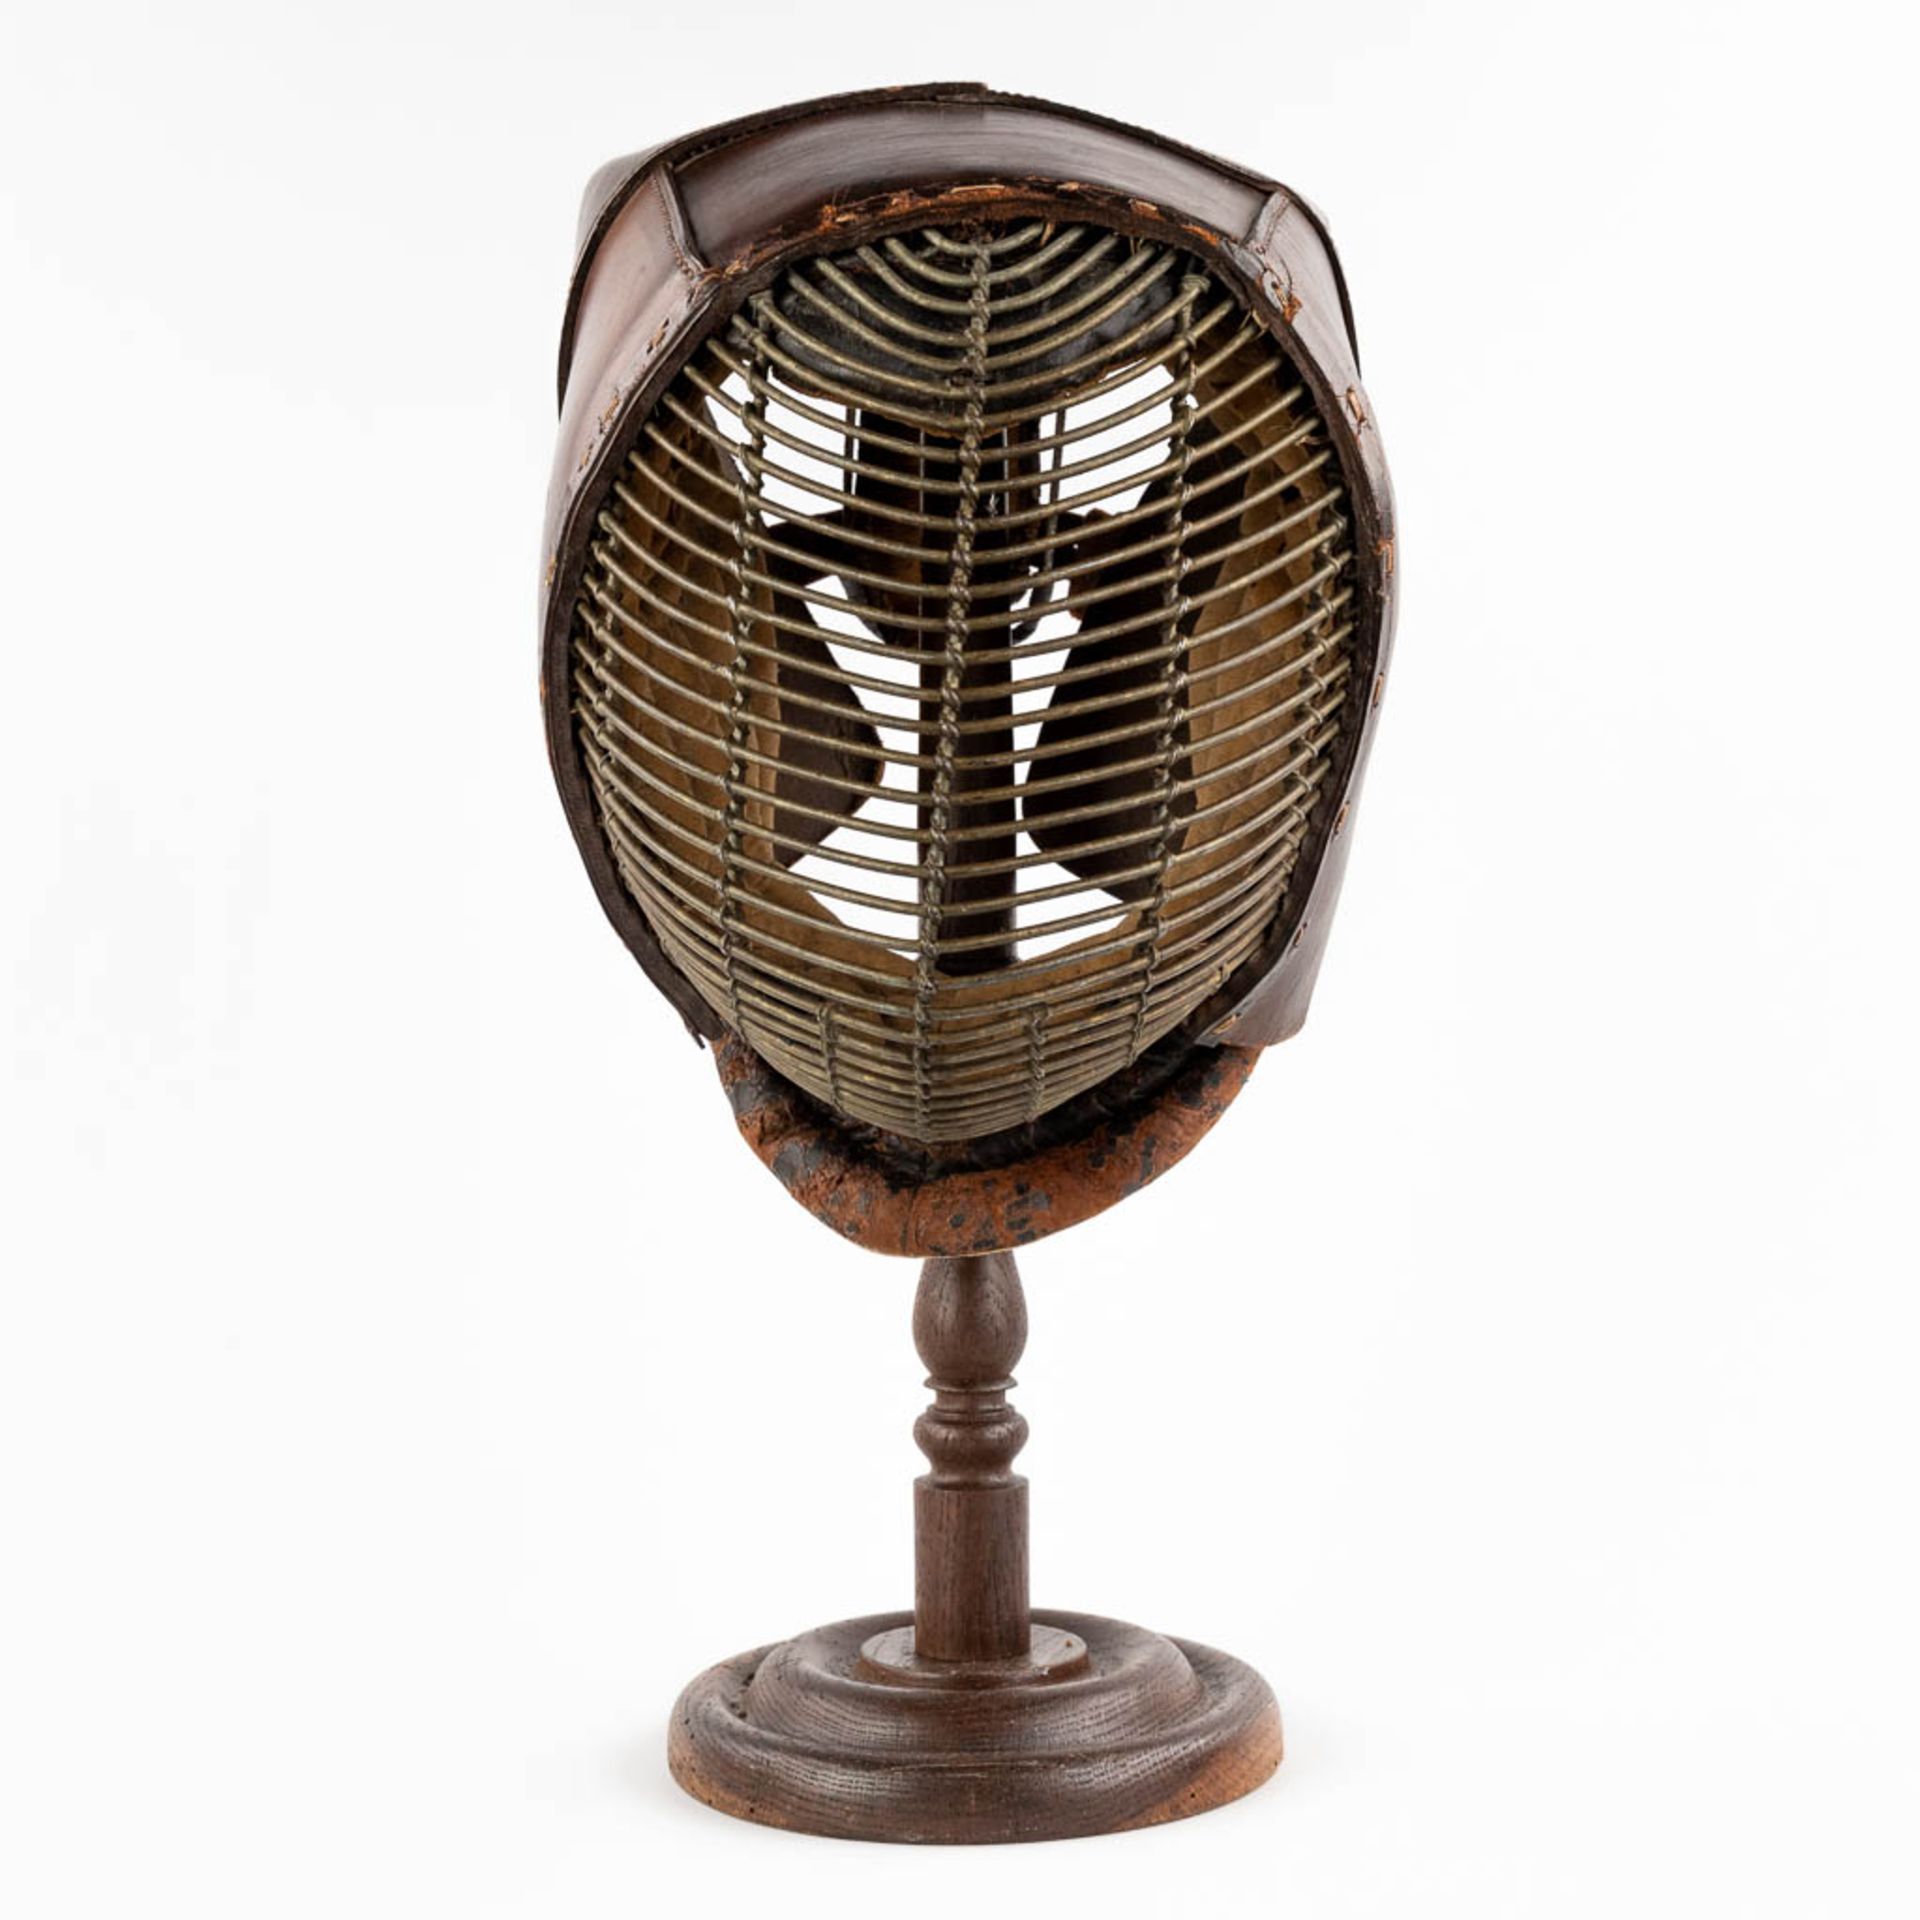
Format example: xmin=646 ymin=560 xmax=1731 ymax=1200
xmin=668 ymin=1610 xmax=1281 ymax=1844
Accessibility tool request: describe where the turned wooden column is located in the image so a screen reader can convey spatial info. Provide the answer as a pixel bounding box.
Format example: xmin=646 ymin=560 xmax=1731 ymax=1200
xmin=911 ymin=1251 xmax=1031 ymax=1662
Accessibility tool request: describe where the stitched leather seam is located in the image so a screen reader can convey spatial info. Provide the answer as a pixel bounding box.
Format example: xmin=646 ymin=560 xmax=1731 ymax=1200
xmin=649 ymin=171 xmax=700 ymax=284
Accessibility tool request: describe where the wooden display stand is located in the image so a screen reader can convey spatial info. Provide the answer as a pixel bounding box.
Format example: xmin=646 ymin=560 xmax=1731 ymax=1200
xmin=669 ymin=1252 xmax=1280 ymax=1843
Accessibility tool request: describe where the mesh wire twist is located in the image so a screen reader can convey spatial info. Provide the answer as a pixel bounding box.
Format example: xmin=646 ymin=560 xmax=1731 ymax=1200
xmin=573 ymin=219 xmax=1357 ymax=1141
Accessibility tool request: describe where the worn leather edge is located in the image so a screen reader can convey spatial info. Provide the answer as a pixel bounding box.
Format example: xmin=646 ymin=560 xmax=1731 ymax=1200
xmin=543 ymin=163 xmax=719 ymax=1035
xmin=1204 ymin=192 xmax=1397 ymax=1046
xmin=714 ymin=1030 xmax=1260 ymax=1256
xmin=557 ymin=82 xmax=999 ymax=407
xmin=554 ymin=83 xmax=1309 ymax=403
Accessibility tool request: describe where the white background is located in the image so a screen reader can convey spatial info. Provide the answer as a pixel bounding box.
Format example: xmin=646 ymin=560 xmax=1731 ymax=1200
xmin=4 ymin=3 xmax=1915 ymax=1913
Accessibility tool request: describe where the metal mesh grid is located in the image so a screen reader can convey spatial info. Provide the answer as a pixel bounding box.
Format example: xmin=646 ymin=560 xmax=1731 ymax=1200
xmin=571 ymin=219 xmax=1356 ymax=1141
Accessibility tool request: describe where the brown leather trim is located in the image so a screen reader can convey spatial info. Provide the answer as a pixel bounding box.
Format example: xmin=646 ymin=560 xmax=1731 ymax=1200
xmin=1202 ymin=194 xmax=1397 ymax=1045
xmin=674 ymin=98 xmax=1273 ymax=268
xmin=714 ymin=1031 xmax=1259 ymax=1256
xmin=550 ymin=88 xmax=1367 ymax=448
xmin=556 ymin=82 xmax=998 ymax=405
xmin=542 ymin=164 xmax=718 ymax=1035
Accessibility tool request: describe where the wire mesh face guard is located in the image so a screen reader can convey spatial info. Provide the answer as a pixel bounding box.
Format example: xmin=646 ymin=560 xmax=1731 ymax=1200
xmin=569 ymin=218 xmax=1358 ymax=1143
